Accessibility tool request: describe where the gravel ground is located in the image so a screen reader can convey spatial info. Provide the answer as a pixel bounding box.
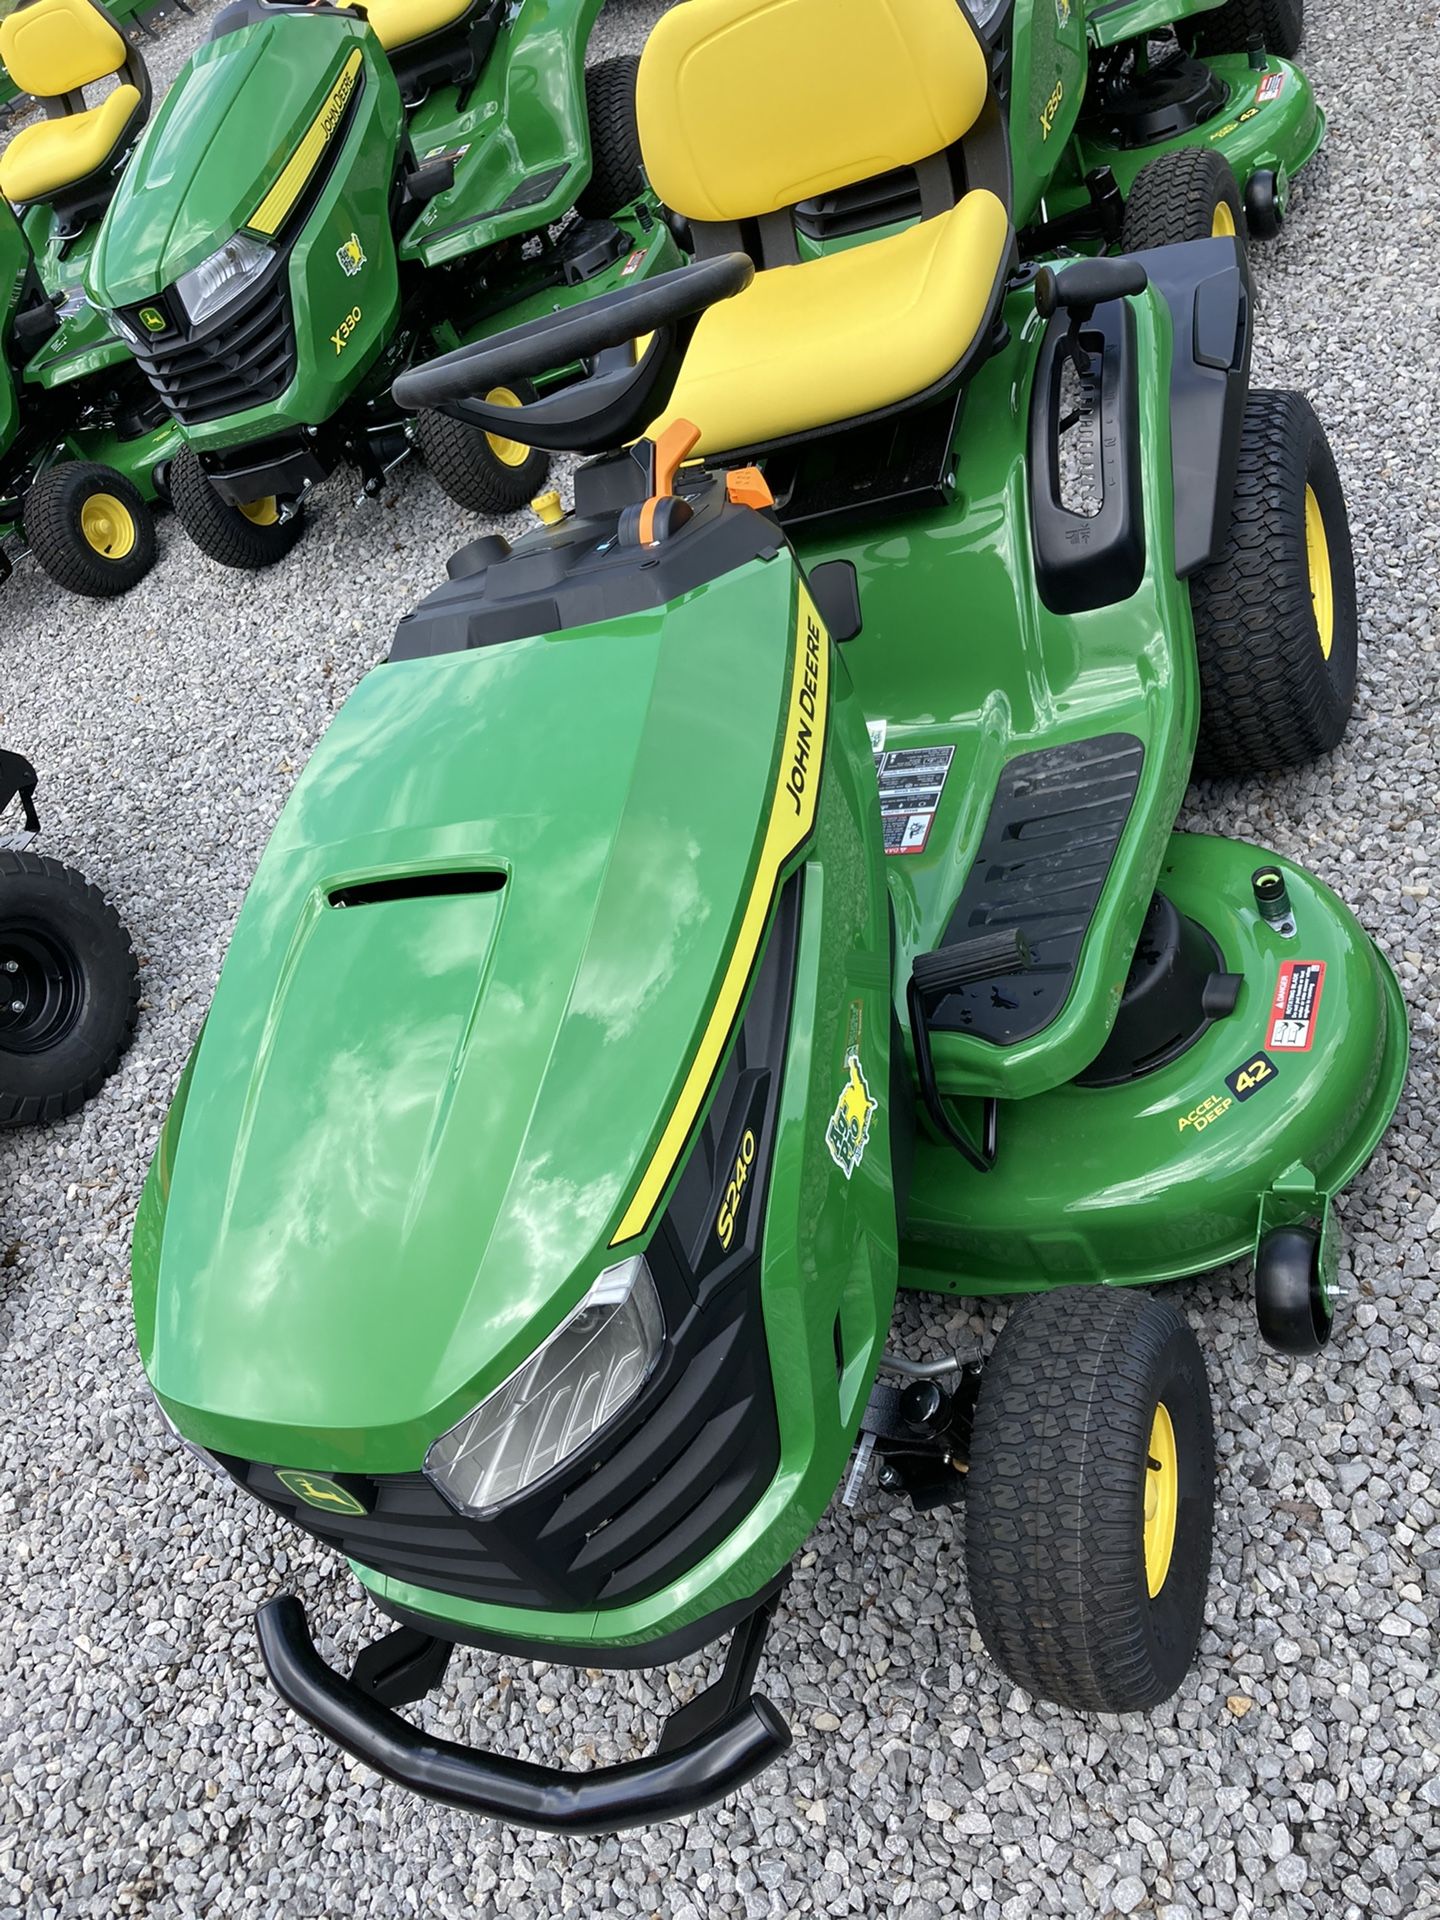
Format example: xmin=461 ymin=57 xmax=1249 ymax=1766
xmin=2 ymin=2 xmax=1438 ymax=1915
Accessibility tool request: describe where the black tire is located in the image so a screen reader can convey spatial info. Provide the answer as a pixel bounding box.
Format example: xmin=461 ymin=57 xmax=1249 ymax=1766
xmin=0 ymin=850 xmax=140 ymax=1128
xmin=22 ymin=462 xmax=156 ymax=599
xmin=171 ymin=445 xmax=305 ymax=570
xmin=1189 ymin=389 xmax=1357 ymax=777
xmin=577 ymin=55 xmax=643 ymax=218
xmin=1119 ymin=149 xmax=1246 ymax=251
xmin=414 ymin=400 xmax=550 ymax=515
xmin=965 ymin=1286 xmax=1215 ymax=1714
xmin=1191 ymin=0 xmax=1302 ymax=57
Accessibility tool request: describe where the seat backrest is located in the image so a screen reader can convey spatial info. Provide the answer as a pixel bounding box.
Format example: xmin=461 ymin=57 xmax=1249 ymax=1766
xmin=637 ymin=0 xmax=990 ymax=226
xmin=0 ymin=0 xmax=126 ymax=100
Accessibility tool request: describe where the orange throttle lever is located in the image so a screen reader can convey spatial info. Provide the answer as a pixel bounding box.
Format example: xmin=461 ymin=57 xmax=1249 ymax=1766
xmin=634 ymin=418 xmax=702 ymax=546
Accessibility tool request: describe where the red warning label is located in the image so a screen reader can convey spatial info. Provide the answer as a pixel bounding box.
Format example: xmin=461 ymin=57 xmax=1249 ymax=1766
xmin=1265 ymin=959 xmax=1326 ymax=1052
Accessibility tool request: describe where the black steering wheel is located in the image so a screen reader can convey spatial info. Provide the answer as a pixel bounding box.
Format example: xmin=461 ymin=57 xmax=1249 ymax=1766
xmin=392 ymin=253 xmax=755 ymax=456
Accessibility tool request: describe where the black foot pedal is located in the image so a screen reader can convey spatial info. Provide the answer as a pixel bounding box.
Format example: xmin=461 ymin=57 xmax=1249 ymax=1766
xmin=908 ymin=929 xmax=1031 ymax=1172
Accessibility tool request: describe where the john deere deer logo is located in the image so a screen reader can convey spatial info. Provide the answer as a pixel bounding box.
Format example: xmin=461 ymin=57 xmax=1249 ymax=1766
xmin=275 ymin=1469 xmax=367 ymax=1515
xmin=337 ymin=233 xmax=366 ymax=278
xmin=826 ymin=1051 xmax=877 ymax=1180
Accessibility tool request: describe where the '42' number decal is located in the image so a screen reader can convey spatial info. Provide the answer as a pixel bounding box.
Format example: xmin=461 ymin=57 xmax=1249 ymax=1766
xmin=1226 ymin=1052 xmax=1279 ymax=1101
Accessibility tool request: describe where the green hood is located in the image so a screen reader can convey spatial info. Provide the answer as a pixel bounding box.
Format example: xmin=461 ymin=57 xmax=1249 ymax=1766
xmin=88 ymin=13 xmax=379 ymax=308
xmin=139 ymin=555 xmax=798 ymax=1469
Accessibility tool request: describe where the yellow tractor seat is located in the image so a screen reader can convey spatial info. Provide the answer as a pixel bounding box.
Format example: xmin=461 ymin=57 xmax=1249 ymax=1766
xmin=357 ymin=0 xmax=473 ymax=54
xmin=651 ymin=188 xmax=1011 ymax=457
xmin=0 ymin=0 xmax=150 ymax=216
xmin=0 ymin=83 xmax=143 ymax=206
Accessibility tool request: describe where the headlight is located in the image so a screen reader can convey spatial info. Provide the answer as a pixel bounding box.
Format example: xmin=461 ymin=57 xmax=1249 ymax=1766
xmin=175 ymin=233 xmax=273 ymax=329
xmin=425 ymin=1256 xmax=664 ymax=1518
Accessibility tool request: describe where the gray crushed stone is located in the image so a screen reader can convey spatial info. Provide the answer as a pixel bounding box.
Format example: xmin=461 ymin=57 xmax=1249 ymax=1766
xmin=0 ymin=0 xmax=1436 ymax=1914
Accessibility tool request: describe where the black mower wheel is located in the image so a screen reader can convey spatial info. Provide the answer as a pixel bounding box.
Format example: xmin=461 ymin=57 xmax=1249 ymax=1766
xmin=1192 ymin=0 xmax=1302 ymax=57
xmin=414 ymin=400 xmax=550 ymax=516
xmin=1189 ymin=389 xmax=1357 ymax=777
xmin=171 ymin=446 xmax=305 ymax=570
xmin=577 ymin=55 xmax=644 ymax=218
xmin=965 ymin=1286 xmax=1215 ymax=1714
xmin=0 ymin=850 xmax=139 ymax=1128
xmin=1255 ymin=1223 xmax=1333 ymax=1354
xmin=22 ymin=462 xmax=156 ymax=599
xmin=1119 ymin=149 xmax=1246 ymax=251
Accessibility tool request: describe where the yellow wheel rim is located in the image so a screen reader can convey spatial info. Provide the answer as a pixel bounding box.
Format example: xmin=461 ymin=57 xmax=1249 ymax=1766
xmin=239 ymin=496 xmax=281 ymax=527
xmin=1304 ymin=483 xmax=1335 ymax=661
xmin=79 ymin=491 xmax=136 ymax=560
xmin=1143 ymin=1401 xmax=1179 ymax=1598
xmin=483 ymin=386 xmax=531 ymax=469
xmin=1211 ymin=199 xmax=1237 ymax=238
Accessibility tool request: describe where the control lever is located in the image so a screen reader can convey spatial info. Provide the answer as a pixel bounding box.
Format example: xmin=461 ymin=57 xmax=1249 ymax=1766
xmin=1034 ymin=257 xmax=1149 ymax=378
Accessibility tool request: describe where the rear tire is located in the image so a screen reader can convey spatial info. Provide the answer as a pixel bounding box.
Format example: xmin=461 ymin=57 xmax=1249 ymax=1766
xmin=1192 ymin=0 xmax=1302 ymax=57
xmin=171 ymin=446 xmax=305 ymax=570
xmin=1189 ymin=390 xmax=1357 ymax=777
xmin=23 ymin=462 xmax=156 ymax=599
xmin=578 ymin=55 xmax=644 ymax=218
xmin=414 ymin=399 xmax=550 ymax=516
xmin=0 ymin=850 xmax=139 ymax=1127
xmin=1119 ymin=149 xmax=1246 ymax=251
xmin=965 ymin=1286 xmax=1215 ymax=1714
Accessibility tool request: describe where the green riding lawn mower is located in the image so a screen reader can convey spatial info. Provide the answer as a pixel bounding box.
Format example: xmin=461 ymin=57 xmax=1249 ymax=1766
xmin=0 ymin=748 xmax=138 ymax=1125
xmin=980 ymin=0 xmax=1323 ymax=258
xmin=84 ymin=0 xmax=681 ymax=569
xmin=0 ymin=0 xmax=180 ymax=597
xmin=130 ymin=0 xmax=1404 ymax=1836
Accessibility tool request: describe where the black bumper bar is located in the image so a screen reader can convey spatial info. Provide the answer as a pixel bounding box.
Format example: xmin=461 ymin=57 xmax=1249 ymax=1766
xmin=256 ymin=1593 xmax=791 ymax=1833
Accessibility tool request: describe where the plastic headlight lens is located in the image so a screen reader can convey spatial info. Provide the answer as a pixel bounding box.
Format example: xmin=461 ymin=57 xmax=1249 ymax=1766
xmin=175 ymin=233 xmax=273 ymax=329
xmin=425 ymin=1256 xmax=664 ymax=1517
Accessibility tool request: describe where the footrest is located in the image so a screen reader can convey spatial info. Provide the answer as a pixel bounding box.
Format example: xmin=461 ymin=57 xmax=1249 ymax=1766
xmin=931 ymin=733 xmax=1144 ymax=1046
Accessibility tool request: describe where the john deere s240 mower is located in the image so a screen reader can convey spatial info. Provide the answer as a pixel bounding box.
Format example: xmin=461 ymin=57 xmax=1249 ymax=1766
xmin=86 ymin=0 xmax=679 ymax=568
xmin=132 ymin=0 xmax=1405 ymax=1833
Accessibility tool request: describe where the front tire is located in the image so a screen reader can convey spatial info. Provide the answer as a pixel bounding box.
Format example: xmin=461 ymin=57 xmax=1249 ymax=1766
xmin=965 ymin=1286 xmax=1215 ymax=1713
xmin=171 ymin=446 xmax=305 ymax=570
xmin=1192 ymin=0 xmax=1303 ymax=57
xmin=0 ymin=850 xmax=139 ymax=1128
xmin=23 ymin=462 xmax=156 ymax=599
xmin=1189 ymin=390 xmax=1357 ymax=777
xmin=414 ymin=399 xmax=550 ymax=516
xmin=1119 ymin=149 xmax=1247 ymax=251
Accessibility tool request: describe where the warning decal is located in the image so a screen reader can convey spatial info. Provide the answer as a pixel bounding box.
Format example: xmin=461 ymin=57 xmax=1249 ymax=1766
xmin=1265 ymin=960 xmax=1325 ymax=1052
xmin=875 ymin=744 xmax=954 ymax=856
xmin=1256 ymin=70 xmax=1284 ymax=102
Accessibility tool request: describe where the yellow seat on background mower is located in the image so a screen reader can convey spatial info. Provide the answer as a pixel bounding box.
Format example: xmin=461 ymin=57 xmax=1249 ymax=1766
xmin=637 ymin=0 xmax=1015 ymax=454
xmin=651 ymin=189 xmax=1011 ymax=455
xmin=0 ymin=83 xmax=142 ymax=204
xmin=358 ymin=0 xmax=473 ymax=53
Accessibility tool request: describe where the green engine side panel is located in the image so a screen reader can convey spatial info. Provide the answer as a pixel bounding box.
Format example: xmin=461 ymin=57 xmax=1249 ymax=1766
xmin=401 ymin=0 xmax=606 ymax=269
xmin=0 ymin=200 xmax=29 ymax=465
xmin=1010 ymin=0 xmax=1090 ymax=230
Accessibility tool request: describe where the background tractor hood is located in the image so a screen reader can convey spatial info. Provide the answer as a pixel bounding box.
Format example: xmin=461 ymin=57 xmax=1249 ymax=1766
xmin=89 ymin=14 xmax=373 ymax=308
xmin=141 ymin=554 xmax=799 ymax=1468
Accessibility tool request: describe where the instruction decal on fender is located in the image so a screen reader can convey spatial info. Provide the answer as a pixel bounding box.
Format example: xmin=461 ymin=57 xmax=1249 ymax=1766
xmin=875 ymin=744 xmax=955 ymax=855
xmin=1226 ymin=1051 xmax=1279 ymax=1101
xmin=1265 ymin=960 xmax=1325 ymax=1052
xmin=826 ymin=1052 xmax=877 ymax=1180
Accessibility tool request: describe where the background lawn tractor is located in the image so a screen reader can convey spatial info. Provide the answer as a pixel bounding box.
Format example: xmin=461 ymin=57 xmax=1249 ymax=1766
xmin=0 ymin=0 xmax=178 ymax=596
xmin=85 ymin=0 xmax=682 ymax=568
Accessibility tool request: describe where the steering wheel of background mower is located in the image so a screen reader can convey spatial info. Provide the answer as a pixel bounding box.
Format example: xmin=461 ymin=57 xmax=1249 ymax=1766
xmin=391 ymin=254 xmax=755 ymax=457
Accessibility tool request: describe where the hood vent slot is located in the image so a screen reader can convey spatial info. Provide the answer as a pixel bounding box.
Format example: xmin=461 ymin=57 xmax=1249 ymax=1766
xmin=329 ymin=872 xmax=506 ymax=909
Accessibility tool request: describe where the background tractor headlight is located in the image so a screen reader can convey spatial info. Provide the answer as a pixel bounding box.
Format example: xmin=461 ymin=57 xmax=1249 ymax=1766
xmin=425 ymin=1256 xmax=664 ymax=1518
xmin=175 ymin=234 xmax=273 ymax=329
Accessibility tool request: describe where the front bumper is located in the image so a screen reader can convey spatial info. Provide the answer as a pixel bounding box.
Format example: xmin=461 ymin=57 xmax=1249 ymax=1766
xmin=256 ymin=1589 xmax=790 ymax=1832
